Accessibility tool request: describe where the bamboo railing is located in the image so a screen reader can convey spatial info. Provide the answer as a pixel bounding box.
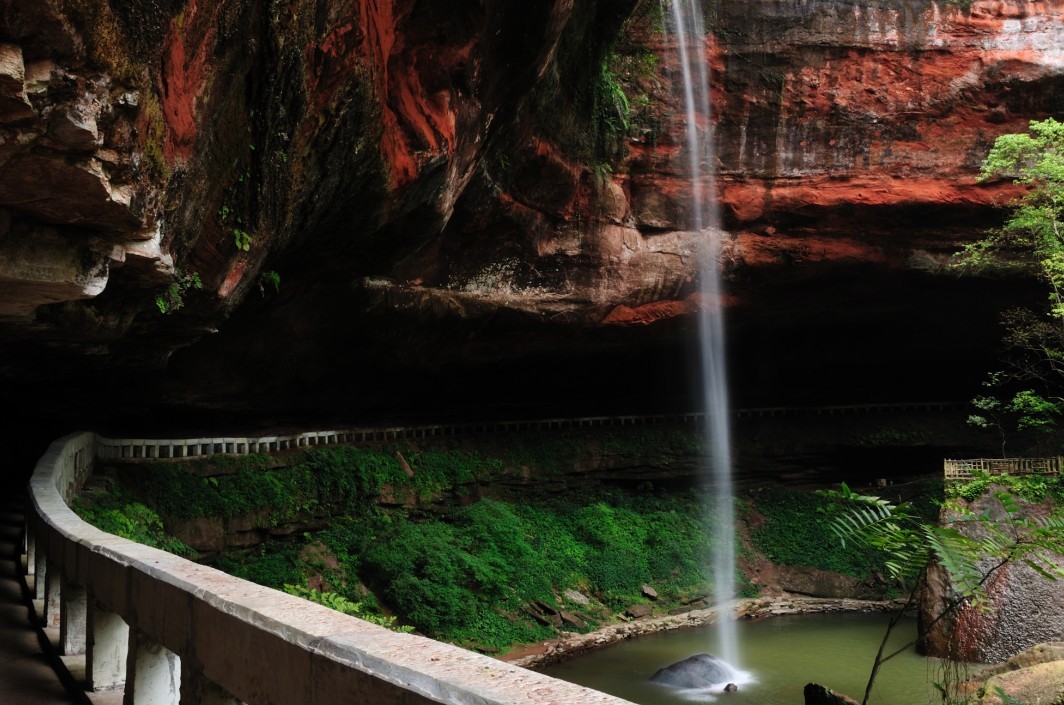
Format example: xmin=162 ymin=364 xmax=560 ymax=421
xmin=943 ymin=457 xmax=1063 ymax=481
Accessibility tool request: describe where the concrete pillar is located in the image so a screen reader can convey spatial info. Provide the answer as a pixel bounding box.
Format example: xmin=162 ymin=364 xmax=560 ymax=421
xmin=125 ymin=631 xmax=180 ymax=705
xmin=180 ymin=662 xmax=243 ymax=705
xmin=60 ymin=577 xmax=88 ymax=654
xmin=34 ymin=545 xmax=46 ymax=598
xmin=44 ymin=561 xmax=62 ymax=628
xmin=25 ymin=528 xmax=34 ymax=574
xmin=87 ymin=606 xmax=129 ymax=691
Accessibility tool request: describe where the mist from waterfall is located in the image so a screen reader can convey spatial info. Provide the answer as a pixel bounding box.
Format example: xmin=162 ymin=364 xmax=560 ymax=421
xmin=664 ymin=0 xmax=739 ymax=669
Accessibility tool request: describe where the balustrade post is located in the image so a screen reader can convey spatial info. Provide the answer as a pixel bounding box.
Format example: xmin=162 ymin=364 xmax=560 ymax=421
xmin=44 ymin=560 xmax=62 ymax=628
xmin=60 ymin=576 xmax=87 ymax=654
xmin=87 ymin=605 xmax=129 ymax=691
xmin=25 ymin=527 xmax=34 ymax=574
xmin=126 ymin=630 xmax=180 ymax=705
xmin=34 ymin=542 xmax=46 ymax=599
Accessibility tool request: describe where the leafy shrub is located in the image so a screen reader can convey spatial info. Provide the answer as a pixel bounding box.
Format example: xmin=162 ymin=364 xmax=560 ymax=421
xmin=283 ymin=583 xmax=412 ymax=632
xmin=747 ymin=487 xmax=884 ymax=579
xmin=213 ymin=542 xmax=303 ymax=587
xmin=73 ymin=496 xmax=194 ymax=557
xmin=96 ymin=439 xmax=928 ymax=651
xmin=948 ymin=470 xmax=1064 ymax=504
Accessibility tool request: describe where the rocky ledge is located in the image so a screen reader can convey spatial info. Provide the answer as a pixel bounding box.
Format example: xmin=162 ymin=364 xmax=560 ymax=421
xmin=962 ymin=642 xmax=1064 ymax=705
xmin=2 ymin=0 xmax=1063 ymax=429
xmin=502 ymin=595 xmax=906 ymax=669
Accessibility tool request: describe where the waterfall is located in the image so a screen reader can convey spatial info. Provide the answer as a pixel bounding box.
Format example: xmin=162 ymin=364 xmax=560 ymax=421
xmin=665 ymin=0 xmax=739 ymax=670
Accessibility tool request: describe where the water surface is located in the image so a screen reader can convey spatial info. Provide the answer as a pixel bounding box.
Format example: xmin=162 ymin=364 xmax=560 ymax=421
xmin=541 ymin=612 xmax=940 ymax=705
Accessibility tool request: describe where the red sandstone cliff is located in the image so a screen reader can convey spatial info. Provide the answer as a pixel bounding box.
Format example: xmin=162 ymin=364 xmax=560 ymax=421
xmin=0 ymin=0 xmax=1061 ymax=420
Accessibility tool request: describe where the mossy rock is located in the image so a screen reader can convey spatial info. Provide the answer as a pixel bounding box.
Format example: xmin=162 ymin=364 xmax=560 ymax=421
xmin=976 ymin=661 xmax=1064 ymax=705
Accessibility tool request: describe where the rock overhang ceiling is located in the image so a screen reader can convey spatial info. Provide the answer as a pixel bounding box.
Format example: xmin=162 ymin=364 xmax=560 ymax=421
xmin=0 ymin=0 xmax=1061 ymax=425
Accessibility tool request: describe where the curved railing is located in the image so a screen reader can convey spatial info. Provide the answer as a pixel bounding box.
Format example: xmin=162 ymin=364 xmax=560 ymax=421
xmin=25 ymin=432 xmax=634 ymax=705
xmin=93 ymin=401 xmax=962 ymax=461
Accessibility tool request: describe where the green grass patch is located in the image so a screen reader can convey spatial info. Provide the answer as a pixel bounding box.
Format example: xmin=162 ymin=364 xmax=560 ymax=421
xmin=72 ymin=482 xmax=195 ymax=557
xmin=197 ymin=488 xmax=720 ymax=651
xmin=745 ymin=486 xmax=884 ymax=580
xmin=947 ymin=471 xmax=1064 ymax=506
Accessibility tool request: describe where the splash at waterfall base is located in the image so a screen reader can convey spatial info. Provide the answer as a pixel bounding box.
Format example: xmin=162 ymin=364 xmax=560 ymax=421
xmin=650 ymin=653 xmax=752 ymax=694
xmin=503 ymin=596 xmax=904 ymax=669
xmin=519 ymin=600 xmax=1064 ymax=704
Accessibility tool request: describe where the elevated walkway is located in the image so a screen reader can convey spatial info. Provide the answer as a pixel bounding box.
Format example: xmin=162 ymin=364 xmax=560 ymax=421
xmin=24 ymin=432 xmax=636 ymax=705
xmin=0 ymin=493 xmax=82 ymax=705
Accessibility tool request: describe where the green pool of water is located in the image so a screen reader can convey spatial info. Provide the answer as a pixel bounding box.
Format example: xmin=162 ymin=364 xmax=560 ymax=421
xmin=541 ymin=612 xmax=944 ymax=704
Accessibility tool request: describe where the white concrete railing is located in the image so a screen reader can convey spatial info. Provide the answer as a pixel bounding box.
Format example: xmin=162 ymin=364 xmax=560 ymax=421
xmin=93 ymin=402 xmax=962 ymax=461
xmin=25 ymin=432 xmax=635 ymax=705
xmin=93 ymin=418 xmax=694 ymax=461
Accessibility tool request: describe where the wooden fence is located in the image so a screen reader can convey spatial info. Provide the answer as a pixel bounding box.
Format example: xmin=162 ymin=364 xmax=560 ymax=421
xmin=943 ymin=457 xmax=1063 ymax=481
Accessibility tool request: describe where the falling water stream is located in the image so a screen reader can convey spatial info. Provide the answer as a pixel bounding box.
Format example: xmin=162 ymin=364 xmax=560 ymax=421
xmin=665 ymin=0 xmax=740 ymax=676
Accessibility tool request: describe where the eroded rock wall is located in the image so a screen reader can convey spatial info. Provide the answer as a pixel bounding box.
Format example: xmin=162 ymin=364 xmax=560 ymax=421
xmin=0 ymin=0 xmax=1061 ymax=424
xmin=919 ymin=488 xmax=1064 ymax=663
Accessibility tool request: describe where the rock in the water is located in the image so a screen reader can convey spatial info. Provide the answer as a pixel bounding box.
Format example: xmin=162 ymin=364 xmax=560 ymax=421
xmin=804 ymin=683 xmax=860 ymax=705
xmin=724 ymin=683 xmax=738 ymax=692
xmin=651 ymin=654 xmax=733 ymax=689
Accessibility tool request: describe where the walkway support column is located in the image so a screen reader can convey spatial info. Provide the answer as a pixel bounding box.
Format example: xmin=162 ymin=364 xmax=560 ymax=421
xmin=25 ymin=527 xmax=34 ymax=574
xmin=44 ymin=560 xmax=61 ymax=628
xmin=60 ymin=576 xmax=87 ymax=654
xmin=33 ymin=542 xmax=46 ymax=599
xmin=126 ymin=630 xmax=180 ymax=705
xmin=87 ymin=606 xmax=129 ymax=691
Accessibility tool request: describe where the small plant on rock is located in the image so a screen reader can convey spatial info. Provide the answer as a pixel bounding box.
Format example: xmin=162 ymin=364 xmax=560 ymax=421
xmin=155 ymin=269 xmax=203 ymax=314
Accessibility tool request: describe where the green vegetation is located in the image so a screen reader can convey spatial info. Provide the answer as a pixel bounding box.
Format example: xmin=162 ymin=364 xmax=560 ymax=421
xmin=214 ymin=541 xmax=304 ymax=586
xmin=63 ymin=0 xmax=141 ymax=83
xmin=155 ymin=269 xmax=203 ymax=315
xmin=72 ymin=483 xmax=194 ymax=557
xmin=947 ymin=469 xmax=1064 ymax=505
xmin=258 ymin=270 xmax=281 ymax=296
xmin=77 ymin=433 xmax=943 ymax=655
xmin=825 ymin=483 xmax=1064 ymax=705
xmin=747 ymin=486 xmax=889 ymax=580
xmin=218 ymin=203 xmax=253 ymax=252
xmin=209 ymin=489 xmax=717 ymax=651
xmin=850 ymin=427 xmax=931 ymax=448
xmin=595 ymin=52 xmax=630 ymax=139
xmin=216 ymin=110 xmax=262 ymax=253
xmin=957 ymin=118 xmax=1064 ymax=446
xmin=967 ymin=372 xmax=1062 ymax=457
xmin=139 ymin=90 xmax=171 ymax=181
xmin=282 ymin=584 xmax=412 ymax=632
xmin=128 ymin=447 xmax=437 ymax=521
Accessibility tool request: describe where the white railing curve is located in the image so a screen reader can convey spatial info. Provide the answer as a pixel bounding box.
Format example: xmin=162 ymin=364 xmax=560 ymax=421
xmin=25 ymin=431 xmax=634 ymax=705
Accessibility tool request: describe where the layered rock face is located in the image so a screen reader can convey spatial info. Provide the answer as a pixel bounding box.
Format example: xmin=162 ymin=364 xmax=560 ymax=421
xmin=920 ymin=489 xmax=1064 ymax=663
xmin=1 ymin=0 xmax=1062 ymax=425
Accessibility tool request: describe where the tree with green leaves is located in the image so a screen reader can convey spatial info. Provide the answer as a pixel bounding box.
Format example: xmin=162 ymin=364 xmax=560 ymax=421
xmin=822 ymin=483 xmax=1064 ymax=705
xmin=967 ymin=371 xmax=1062 ymax=458
xmin=956 ymin=118 xmax=1064 ymax=444
xmin=972 ymin=117 xmax=1064 ymax=310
